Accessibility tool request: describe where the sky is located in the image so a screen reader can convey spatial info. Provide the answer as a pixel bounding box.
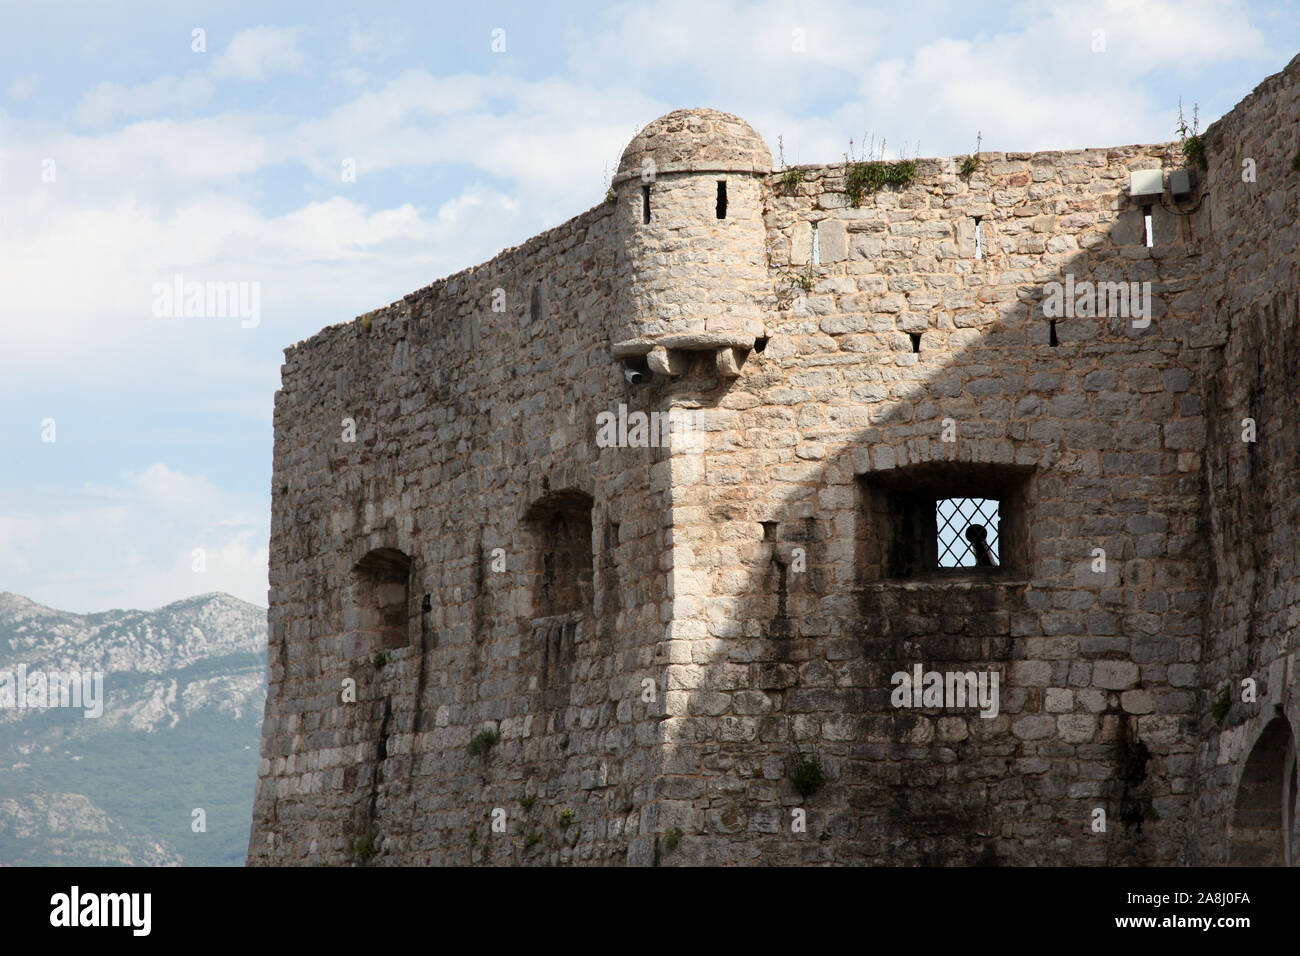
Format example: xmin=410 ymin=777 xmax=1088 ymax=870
xmin=0 ymin=0 xmax=1295 ymax=613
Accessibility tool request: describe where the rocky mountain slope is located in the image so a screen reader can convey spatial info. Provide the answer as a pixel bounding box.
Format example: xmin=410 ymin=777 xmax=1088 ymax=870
xmin=0 ymin=592 xmax=266 ymax=866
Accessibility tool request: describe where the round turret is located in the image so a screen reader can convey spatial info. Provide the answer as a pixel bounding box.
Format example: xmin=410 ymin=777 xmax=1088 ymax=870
xmin=612 ymin=109 xmax=773 ymax=378
xmin=614 ymin=108 xmax=773 ymax=183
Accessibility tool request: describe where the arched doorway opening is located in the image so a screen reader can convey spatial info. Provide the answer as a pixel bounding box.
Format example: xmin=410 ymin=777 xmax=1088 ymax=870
xmin=1228 ymin=716 xmax=1297 ymax=865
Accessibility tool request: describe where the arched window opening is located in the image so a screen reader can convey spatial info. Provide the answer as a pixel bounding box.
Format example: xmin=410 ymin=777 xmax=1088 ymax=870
xmin=345 ymin=547 xmax=412 ymax=656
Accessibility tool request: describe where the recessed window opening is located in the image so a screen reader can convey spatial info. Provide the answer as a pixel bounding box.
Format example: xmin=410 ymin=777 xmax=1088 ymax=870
xmin=859 ymin=463 xmax=1031 ymax=580
xmin=349 ymin=548 xmax=412 ymax=653
xmin=1049 ymin=319 xmax=1059 ymax=347
xmin=974 ymin=217 xmax=983 ymax=260
xmin=909 ymin=332 xmax=922 ymax=353
xmin=642 ymin=184 xmax=651 ymax=224
xmin=525 ymin=490 xmax=594 ymax=618
xmin=753 ymin=336 xmax=769 ymax=353
xmin=811 ymin=221 xmax=820 ymax=265
xmin=716 ymin=181 xmax=728 ymax=219
xmin=1144 ymin=210 xmax=1153 ymax=248
xmin=937 ymin=498 xmax=999 ymax=567
xmin=529 ymin=285 xmax=541 ymax=324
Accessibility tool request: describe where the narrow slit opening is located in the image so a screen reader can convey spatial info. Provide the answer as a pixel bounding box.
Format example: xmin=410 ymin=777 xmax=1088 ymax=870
xmin=974 ymin=217 xmax=983 ymax=260
xmin=1144 ymin=210 xmax=1153 ymax=248
xmin=811 ymin=221 xmax=820 ymax=265
xmin=1049 ymin=319 xmax=1059 ymax=347
xmin=753 ymin=336 xmax=768 ymax=353
xmin=642 ymin=184 xmax=651 ymax=224
xmin=909 ymin=333 xmax=922 ymax=353
xmin=716 ymin=181 xmax=727 ymax=219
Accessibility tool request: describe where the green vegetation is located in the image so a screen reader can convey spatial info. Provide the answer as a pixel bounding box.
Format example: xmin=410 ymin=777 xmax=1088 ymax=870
xmin=662 ymin=827 xmax=683 ymax=851
xmin=840 ymin=134 xmax=919 ymax=206
xmin=603 ymin=161 xmax=617 ymax=205
xmin=783 ymin=265 xmax=816 ymax=294
xmin=520 ymin=794 xmax=536 ymax=811
xmin=780 ymin=167 xmax=805 ymax=193
xmin=789 ymin=753 xmax=825 ymax=798
xmin=0 ymin=660 xmax=265 ymax=866
xmin=1212 ymin=683 xmax=1232 ymax=723
xmin=524 ymin=830 xmax=542 ymax=849
xmin=353 ymin=833 xmax=377 ymax=861
xmin=371 ymin=651 xmax=387 ymax=670
xmin=467 ymin=728 xmax=501 ymax=757
xmin=558 ymin=807 xmax=575 ymax=826
xmin=959 ymin=131 xmax=983 ymax=177
xmin=1177 ymin=99 xmax=1206 ymax=170
xmin=846 ymin=160 xmax=917 ymax=206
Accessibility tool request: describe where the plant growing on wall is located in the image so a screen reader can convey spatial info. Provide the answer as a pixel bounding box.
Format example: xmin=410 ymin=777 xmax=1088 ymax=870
xmin=959 ymin=131 xmax=983 ymax=176
xmin=843 ymin=133 xmax=918 ymax=206
xmin=846 ymin=160 xmax=917 ymax=206
xmin=1176 ymin=99 xmax=1206 ymax=170
xmin=467 ymin=728 xmax=501 ymax=757
xmin=1212 ymin=683 xmax=1232 ymax=723
xmin=777 ymin=136 xmax=805 ymax=194
xmin=788 ymin=753 xmax=825 ymax=798
xmin=662 ymin=827 xmax=683 ymax=851
xmin=603 ymin=162 xmax=616 ymax=205
xmin=782 ymin=265 xmax=816 ymax=295
xmin=352 ymin=833 xmax=377 ymax=861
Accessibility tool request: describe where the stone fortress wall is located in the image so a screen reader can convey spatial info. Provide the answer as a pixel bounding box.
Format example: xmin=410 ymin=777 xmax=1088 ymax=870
xmin=249 ymin=55 xmax=1300 ymax=866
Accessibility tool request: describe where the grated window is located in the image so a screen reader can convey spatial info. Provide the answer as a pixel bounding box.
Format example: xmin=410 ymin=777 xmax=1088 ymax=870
xmin=936 ymin=498 xmax=999 ymax=567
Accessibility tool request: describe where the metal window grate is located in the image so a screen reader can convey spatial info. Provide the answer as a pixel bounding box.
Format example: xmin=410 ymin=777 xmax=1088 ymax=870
xmin=936 ymin=498 xmax=1000 ymax=567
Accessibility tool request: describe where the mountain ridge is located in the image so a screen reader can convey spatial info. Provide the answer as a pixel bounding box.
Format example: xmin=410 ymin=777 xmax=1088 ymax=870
xmin=0 ymin=590 xmax=267 ymax=866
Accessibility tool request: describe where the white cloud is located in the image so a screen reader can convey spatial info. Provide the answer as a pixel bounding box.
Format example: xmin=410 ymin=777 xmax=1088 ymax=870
xmin=7 ymin=74 xmax=38 ymax=100
xmin=0 ymin=467 xmax=268 ymax=613
xmin=0 ymin=178 xmax=530 ymax=383
xmin=74 ymin=74 xmax=214 ymax=128
xmin=346 ymin=17 xmax=405 ymax=59
xmin=212 ymin=25 xmax=308 ymax=82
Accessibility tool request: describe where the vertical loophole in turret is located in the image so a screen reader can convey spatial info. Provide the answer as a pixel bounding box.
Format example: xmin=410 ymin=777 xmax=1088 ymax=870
xmin=811 ymin=221 xmax=820 ymax=265
xmin=716 ymin=181 xmax=727 ymax=219
xmin=642 ymin=184 xmax=651 ymax=224
xmin=1049 ymin=320 xmax=1059 ymax=347
xmin=910 ymin=333 xmax=921 ymax=353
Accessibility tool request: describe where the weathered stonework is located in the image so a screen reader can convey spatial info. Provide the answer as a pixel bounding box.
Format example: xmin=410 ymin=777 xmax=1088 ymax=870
xmin=249 ymin=60 xmax=1300 ymax=866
